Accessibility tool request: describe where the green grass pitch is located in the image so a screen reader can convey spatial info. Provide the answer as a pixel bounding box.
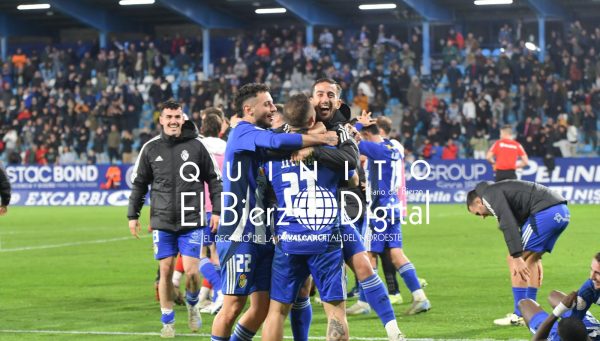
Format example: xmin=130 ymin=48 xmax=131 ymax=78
xmin=0 ymin=205 xmax=598 ymax=340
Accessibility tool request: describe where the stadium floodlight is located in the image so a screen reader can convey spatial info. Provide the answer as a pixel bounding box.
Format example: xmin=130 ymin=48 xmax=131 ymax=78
xmin=525 ymin=42 xmax=539 ymax=51
xmin=474 ymin=0 xmax=513 ymax=5
xmin=255 ymin=8 xmax=287 ymax=14
xmin=358 ymin=3 xmax=397 ymax=10
xmin=17 ymin=3 xmax=51 ymax=10
xmin=119 ymin=0 xmax=155 ymax=5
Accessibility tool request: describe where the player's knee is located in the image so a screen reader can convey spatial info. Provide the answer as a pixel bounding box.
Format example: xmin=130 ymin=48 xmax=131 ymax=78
xmin=245 ymin=303 xmax=270 ymax=322
xmin=220 ymin=304 xmax=244 ymax=322
xmin=352 ymin=255 xmax=375 ymax=280
xmin=184 ymin=267 xmax=199 ymax=278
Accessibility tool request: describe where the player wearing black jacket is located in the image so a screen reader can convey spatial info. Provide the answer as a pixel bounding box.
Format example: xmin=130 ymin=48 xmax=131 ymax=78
xmin=127 ymin=100 xmax=222 ymax=338
xmin=467 ymin=180 xmax=569 ymax=326
xmin=288 ymin=79 xmax=407 ymax=341
xmin=0 ymin=165 xmax=10 ymax=216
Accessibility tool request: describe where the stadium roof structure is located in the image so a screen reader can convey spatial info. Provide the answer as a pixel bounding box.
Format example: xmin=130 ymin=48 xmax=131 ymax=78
xmin=2 ymin=0 xmax=600 ymax=37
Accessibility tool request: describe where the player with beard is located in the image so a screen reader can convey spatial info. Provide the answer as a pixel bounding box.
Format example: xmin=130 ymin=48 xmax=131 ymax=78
xmin=211 ymin=83 xmax=338 ymax=341
xmin=289 ymin=79 xmax=406 ymax=341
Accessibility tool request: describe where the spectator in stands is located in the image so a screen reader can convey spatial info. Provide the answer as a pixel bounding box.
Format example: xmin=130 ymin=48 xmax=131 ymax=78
xmin=107 ymin=124 xmax=121 ymax=164
xmin=121 ymin=130 xmax=134 ymax=164
xmin=441 ymin=139 xmax=459 ymax=160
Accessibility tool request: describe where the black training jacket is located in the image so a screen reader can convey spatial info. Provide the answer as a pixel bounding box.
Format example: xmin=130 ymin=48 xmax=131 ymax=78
xmin=475 ymin=180 xmax=567 ymax=256
xmin=127 ymin=121 xmax=222 ymax=232
xmin=0 ymin=166 xmax=10 ymax=206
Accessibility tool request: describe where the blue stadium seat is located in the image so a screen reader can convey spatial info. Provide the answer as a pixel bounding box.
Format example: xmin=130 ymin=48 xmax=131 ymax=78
xmin=481 ymin=49 xmax=491 ymax=57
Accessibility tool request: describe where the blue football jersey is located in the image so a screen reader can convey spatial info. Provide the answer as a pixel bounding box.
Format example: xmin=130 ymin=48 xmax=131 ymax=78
xmin=265 ymin=157 xmax=346 ymax=255
xmin=572 ymin=279 xmax=600 ymax=320
xmin=359 ymin=139 xmax=403 ymax=217
xmin=218 ymin=121 xmax=303 ymax=245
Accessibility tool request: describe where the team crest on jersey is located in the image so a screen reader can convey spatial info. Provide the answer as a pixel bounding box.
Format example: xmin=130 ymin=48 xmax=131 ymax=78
xmin=181 ymin=150 xmax=189 ymax=161
xmin=238 ymin=274 xmax=247 ymax=288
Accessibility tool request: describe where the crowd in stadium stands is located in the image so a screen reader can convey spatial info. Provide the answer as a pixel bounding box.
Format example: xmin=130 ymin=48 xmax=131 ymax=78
xmin=0 ymin=20 xmax=599 ymax=166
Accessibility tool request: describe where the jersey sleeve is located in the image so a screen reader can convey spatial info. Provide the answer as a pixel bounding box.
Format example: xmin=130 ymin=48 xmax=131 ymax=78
xmin=571 ymin=280 xmax=596 ymax=320
xmin=248 ymin=126 xmax=303 ymax=150
xmin=358 ymin=141 xmax=386 ymax=160
xmin=517 ymin=143 xmax=526 ymax=156
xmin=481 ymin=189 xmax=523 ymax=256
xmin=232 ymin=124 xmax=303 ymax=152
xmin=128 ymin=144 xmax=153 ymax=220
xmin=489 ymin=141 xmax=499 ymax=155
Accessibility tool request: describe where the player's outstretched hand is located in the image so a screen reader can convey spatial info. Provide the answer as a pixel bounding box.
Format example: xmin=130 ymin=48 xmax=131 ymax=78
xmin=210 ymin=214 xmax=220 ymax=233
xmin=129 ymin=219 xmax=141 ymax=239
xmin=323 ymin=131 xmax=338 ymax=146
xmin=357 ymin=110 xmax=376 ymax=127
xmin=0 ymin=205 xmax=7 ymax=216
xmin=511 ymin=256 xmax=531 ymax=282
xmin=562 ymin=291 xmax=578 ymax=309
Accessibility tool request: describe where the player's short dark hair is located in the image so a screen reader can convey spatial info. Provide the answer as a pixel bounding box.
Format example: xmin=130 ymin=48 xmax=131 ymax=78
xmin=311 ymin=78 xmax=342 ymax=97
xmin=466 ymin=190 xmax=479 ymax=209
xmin=160 ymin=99 xmax=181 ymax=113
xmin=360 ymin=123 xmax=380 ymax=135
xmin=284 ymin=94 xmax=312 ymax=128
xmin=234 ymin=83 xmax=270 ymax=118
xmin=557 ymin=317 xmax=588 ymax=340
xmin=201 ymin=114 xmax=222 ymax=138
xmin=501 ymin=124 xmax=513 ymax=133
xmin=595 ymin=252 xmax=600 ymax=263
xmin=376 ymin=116 xmax=393 ymax=134
xmin=202 ymin=106 xmax=224 ymax=119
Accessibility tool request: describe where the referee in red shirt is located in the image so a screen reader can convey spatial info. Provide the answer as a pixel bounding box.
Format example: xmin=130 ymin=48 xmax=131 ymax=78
xmin=487 ymin=125 xmax=529 ymax=182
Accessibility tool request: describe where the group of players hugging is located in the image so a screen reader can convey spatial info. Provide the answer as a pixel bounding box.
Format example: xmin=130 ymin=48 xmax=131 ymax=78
xmin=128 ymin=78 xmax=599 ymax=341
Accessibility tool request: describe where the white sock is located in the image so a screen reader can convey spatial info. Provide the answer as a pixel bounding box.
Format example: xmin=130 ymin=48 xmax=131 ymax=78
xmin=172 ymin=271 xmax=183 ymax=287
xmin=199 ymin=286 xmax=210 ymax=301
xmin=412 ymin=289 xmax=426 ymax=301
xmin=384 ymin=320 xmax=402 ymax=339
xmin=161 ymin=308 xmax=174 ymax=314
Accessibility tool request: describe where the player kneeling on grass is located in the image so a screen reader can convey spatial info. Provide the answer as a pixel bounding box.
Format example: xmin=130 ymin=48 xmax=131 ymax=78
xmin=261 ymin=94 xmax=354 ymax=341
xmin=467 ymin=180 xmax=569 ymax=327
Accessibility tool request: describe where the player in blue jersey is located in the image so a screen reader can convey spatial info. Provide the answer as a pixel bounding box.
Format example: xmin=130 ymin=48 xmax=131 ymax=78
xmin=289 ymin=79 xmax=405 ymax=341
xmin=211 ymin=83 xmax=338 ymax=341
xmin=520 ymin=290 xmax=599 ymax=340
xmin=518 ymin=252 xmax=600 ymax=341
xmin=346 ymin=112 xmax=430 ymax=316
xmin=261 ymin=93 xmax=356 ymax=341
xmin=569 ymin=253 xmax=600 ymax=321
